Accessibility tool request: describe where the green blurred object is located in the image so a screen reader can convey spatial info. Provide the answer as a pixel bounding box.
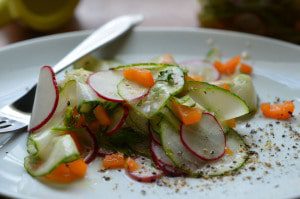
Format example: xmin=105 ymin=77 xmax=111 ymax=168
xmin=0 ymin=0 xmax=79 ymax=31
xmin=199 ymin=0 xmax=300 ymax=43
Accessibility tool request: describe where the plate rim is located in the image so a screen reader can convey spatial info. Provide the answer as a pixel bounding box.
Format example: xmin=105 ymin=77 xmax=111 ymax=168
xmin=0 ymin=27 xmax=299 ymax=54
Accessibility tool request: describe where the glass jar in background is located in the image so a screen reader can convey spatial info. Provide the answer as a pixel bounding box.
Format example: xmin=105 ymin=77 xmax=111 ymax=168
xmin=199 ymin=0 xmax=300 ymax=43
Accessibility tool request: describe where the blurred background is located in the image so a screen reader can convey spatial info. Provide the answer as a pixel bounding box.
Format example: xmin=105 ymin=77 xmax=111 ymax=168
xmin=0 ymin=0 xmax=299 ymax=47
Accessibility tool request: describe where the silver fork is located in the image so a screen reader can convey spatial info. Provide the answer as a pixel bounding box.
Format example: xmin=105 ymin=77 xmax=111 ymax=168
xmin=0 ymin=14 xmax=143 ymax=148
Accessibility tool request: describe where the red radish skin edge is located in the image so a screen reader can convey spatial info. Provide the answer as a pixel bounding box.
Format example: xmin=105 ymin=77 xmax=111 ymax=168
xmin=106 ymin=106 xmax=129 ymax=136
xmin=28 ymin=66 xmax=59 ymax=132
xmin=155 ymin=159 xmax=185 ymax=177
xmin=150 ymin=140 xmax=173 ymax=167
xmin=179 ymin=112 xmax=226 ymax=161
xmin=150 ymin=140 xmax=184 ymax=177
xmin=84 ymin=126 xmax=99 ymax=164
xmin=148 ymin=122 xmax=161 ymax=145
xmin=97 ymin=148 xmax=115 ymax=157
xmin=126 ymin=170 xmax=162 ymax=183
xmin=87 ymin=73 xmax=124 ymax=103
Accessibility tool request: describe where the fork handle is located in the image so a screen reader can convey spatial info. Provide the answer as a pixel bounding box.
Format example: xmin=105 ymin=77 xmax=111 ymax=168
xmin=52 ymin=15 xmax=143 ymax=74
xmin=11 ymin=15 xmax=143 ymax=113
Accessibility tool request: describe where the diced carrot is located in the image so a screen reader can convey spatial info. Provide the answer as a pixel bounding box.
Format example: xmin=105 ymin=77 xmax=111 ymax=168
xmin=188 ymin=75 xmax=204 ymax=82
xmin=224 ymin=55 xmax=241 ymax=75
xmin=67 ymin=159 xmax=88 ymax=178
xmin=66 ymin=131 xmax=82 ymax=152
xmin=225 ymin=147 xmax=234 ymax=156
xmin=125 ymin=157 xmax=139 ymax=172
xmin=44 ymin=159 xmax=87 ymax=183
xmin=220 ymin=83 xmax=231 ymax=91
xmin=94 ymin=105 xmax=111 ymax=126
xmin=240 ymin=63 xmax=253 ymax=74
xmin=225 ymin=118 xmax=236 ymax=128
xmin=103 ymin=153 xmax=125 ymax=169
xmin=123 ymin=68 xmax=155 ymax=88
xmin=214 ymin=60 xmax=226 ymax=74
xmin=214 ymin=56 xmax=241 ymax=75
xmin=260 ymin=101 xmax=295 ymax=120
xmin=88 ymin=120 xmax=101 ymax=132
xmin=171 ymin=101 xmax=202 ymax=125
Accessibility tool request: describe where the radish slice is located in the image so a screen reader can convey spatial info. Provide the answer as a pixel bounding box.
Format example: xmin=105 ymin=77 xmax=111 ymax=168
xmin=148 ymin=123 xmax=161 ymax=145
xmin=126 ymin=156 xmax=162 ymax=183
xmin=97 ymin=147 xmax=114 ymax=157
xmin=150 ymin=141 xmax=183 ymax=176
xmin=180 ymin=59 xmax=220 ymax=81
xmin=117 ymin=79 xmax=149 ymax=101
xmin=106 ymin=106 xmax=129 ymax=136
xmin=29 ymin=66 xmax=59 ymax=132
xmin=155 ymin=160 xmax=184 ymax=177
xmin=180 ymin=112 xmax=226 ymax=161
xmin=84 ymin=126 xmax=98 ymax=164
xmin=87 ymin=70 xmax=124 ymax=102
xmin=151 ymin=140 xmax=174 ymax=167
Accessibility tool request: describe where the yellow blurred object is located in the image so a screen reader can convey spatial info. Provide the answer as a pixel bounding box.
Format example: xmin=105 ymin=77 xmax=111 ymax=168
xmin=0 ymin=0 xmax=79 ymax=31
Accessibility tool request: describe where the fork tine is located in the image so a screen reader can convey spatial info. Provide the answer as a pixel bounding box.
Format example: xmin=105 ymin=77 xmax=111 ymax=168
xmin=0 ymin=124 xmax=12 ymax=129
xmin=0 ymin=115 xmax=27 ymax=134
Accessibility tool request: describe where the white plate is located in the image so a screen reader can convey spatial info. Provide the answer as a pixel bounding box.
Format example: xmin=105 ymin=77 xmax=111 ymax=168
xmin=0 ymin=28 xmax=300 ymax=199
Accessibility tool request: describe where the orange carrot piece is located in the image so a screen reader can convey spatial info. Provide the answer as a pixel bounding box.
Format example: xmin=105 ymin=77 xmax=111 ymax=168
xmin=214 ymin=60 xmax=226 ymax=74
xmin=67 ymin=159 xmax=88 ymax=178
xmin=224 ymin=55 xmax=241 ymax=75
xmin=44 ymin=159 xmax=87 ymax=183
xmin=214 ymin=56 xmax=241 ymax=75
xmin=171 ymin=101 xmax=202 ymax=125
xmin=220 ymin=83 xmax=231 ymax=91
xmin=125 ymin=157 xmax=139 ymax=172
xmin=225 ymin=147 xmax=234 ymax=156
xmin=240 ymin=63 xmax=253 ymax=74
xmin=123 ymin=68 xmax=155 ymax=88
xmin=88 ymin=120 xmax=101 ymax=132
xmin=103 ymin=153 xmax=125 ymax=169
xmin=260 ymin=101 xmax=295 ymax=120
xmin=94 ymin=105 xmax=111 ymax=126
xmin=225 ymin=118 xmax=236 ymax=128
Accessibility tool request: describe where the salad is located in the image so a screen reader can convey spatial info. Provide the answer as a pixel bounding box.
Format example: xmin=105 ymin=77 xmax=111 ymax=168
xmin=24 ymin=50 xmax=295 ymax=183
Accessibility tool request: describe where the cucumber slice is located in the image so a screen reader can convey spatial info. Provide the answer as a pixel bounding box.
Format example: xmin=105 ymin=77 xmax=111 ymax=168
xmin=27 ymin=129 xmax=62 ymax=159
xmin=119 ymin=66 xmax=185 ymax=119
xmin=125 ymin=83 xmax=171 ymax=118
xmin=159 ymin=107 xmax=180 ymax=130
xmin=186 ymin=81 xmax=249 ymax=121
xmin=149 ymin=115 xmax=163 ymax=135
xmin=160 ymin=120 xmax=248 ymax=177
xmin=199 ymin=128 xmax=249 ymax=177
xmin=160 ymin=120 xmax=204 ymax=177
xmin=172 ymin=95 xmax=196 ymax=107
xmin=127 ymin=109 xmax=149 ymax=133
xmin=231 ymin=74 xmax=257 ymax=112
xmin=112 ymin=63 xmax=171 ymax=71
xmin=155 ymin=66 xmax=185 ymax=95
xmin=24 ymin=134 xmax=80 ymax=177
